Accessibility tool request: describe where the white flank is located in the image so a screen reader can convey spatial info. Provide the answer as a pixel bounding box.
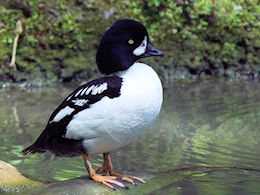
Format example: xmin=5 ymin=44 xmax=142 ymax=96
xmin=51 ymin=106 xmax=74 ymax=123
xmin=133 ymin=36 xmax=147 ymax=56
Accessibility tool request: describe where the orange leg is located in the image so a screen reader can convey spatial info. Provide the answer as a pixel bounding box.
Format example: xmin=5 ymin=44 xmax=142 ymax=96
xmin=96 ymin=153 xmax=113 ymax=176
xmin=110 ymin=171 xmax=145 ymax=184
xmin=83 ymin=154 xmax=126 ymax=190
xmin=96 ymin=153 xmax=145 ymax=185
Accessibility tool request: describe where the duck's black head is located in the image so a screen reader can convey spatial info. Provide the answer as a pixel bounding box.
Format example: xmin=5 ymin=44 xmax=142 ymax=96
xmin=96 ymin=19 xmax=164 ymax=75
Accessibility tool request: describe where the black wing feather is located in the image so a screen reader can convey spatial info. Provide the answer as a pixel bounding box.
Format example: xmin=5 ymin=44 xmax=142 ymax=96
xmin=22 ymin=76 xmax=123 ymax=156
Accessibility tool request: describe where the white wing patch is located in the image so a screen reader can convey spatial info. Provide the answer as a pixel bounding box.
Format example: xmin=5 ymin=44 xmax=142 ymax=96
xmin=85 ymin=85 xmax=95 ymax=96
xmin=50 ymin=106 xmax=75 ymax=123
xmin=50 ymin=83 xmax=108 ymax=123
xmin=91 ymin=83 xmax=108 ymax=95
xmin=72 ymin=99 xmax=88 ymax=106
xmin=133 ymin=36 xmax=147 ymax=56
xmin=80 ymin=87 xmax=89 ymax=96
xmin=73 ymin=83 xmax=108 ymax=99
xmin=75 ymin=88 xmax=83 ymax=97
xmin=66 ymin=95 xmax=72 ymax=101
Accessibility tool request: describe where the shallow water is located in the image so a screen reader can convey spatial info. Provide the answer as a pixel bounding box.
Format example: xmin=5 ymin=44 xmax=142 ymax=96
xmin=0 ymin=80 xmax=259 ymax=194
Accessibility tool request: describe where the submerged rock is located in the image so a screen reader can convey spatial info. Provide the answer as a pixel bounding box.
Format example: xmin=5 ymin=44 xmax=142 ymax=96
xmin=31 ymin=177 xmax=111 ymax=195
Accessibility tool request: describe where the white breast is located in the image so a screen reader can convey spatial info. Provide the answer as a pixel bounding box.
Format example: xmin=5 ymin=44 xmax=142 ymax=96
xmin=65 ymin=63 xmax=163 ymax=155
xmin=114 ymin=63 xmax=163 ymax=138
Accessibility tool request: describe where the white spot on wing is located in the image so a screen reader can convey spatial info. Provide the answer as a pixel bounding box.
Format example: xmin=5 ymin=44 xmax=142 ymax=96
xmin=85 ymin=85 xmax=94 ymax=95
xmin=80 ymin=87 xmax=89 ymax=96
xmin=91 ymin=83 xmax=108 ymax=95
xmin=98 ymin=83 xmax=108 ymax=94
xmin=66 ymin=95 xmax=72 ymax=101
xmin=51 ymin=106 xmax=74 ymax=123
xmin=133 ymin=36 xmax=147 ymax=56
xmin=75 ymin=88 xmax=83 ymax=97
xmin=91 ymin=86 xmax=99 ymax=95
xmin=72 ymin=99 xmax=88 ymax=106
xmin=69 ymin=83 xmax=108 ymax=101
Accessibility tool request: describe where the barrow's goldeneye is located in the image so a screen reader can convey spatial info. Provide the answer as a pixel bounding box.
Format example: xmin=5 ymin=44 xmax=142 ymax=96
xmin=22 ymin=19 xmax=164 ymax=190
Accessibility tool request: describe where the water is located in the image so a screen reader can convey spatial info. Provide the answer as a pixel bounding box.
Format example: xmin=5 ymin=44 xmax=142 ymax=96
xmin=0 ymin=80 xmax=259 ymax=194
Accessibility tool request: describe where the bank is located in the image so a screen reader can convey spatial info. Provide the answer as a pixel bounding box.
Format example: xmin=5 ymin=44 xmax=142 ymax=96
xmin=0 ymin=0 xmax=259 ymax=86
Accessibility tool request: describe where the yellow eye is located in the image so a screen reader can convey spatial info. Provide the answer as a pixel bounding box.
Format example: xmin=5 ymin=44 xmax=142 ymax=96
xmin=128 ymin=39 xmax=134 ymax=45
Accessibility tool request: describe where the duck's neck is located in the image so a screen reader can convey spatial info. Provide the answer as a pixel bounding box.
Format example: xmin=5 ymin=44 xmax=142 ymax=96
xmin=114 ymin=62 xmax=152 ymax=78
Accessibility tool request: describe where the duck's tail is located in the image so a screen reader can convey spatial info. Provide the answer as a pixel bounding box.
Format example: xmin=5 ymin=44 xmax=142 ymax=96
xmin=21 ymin=130 xmax=47 ymax=155
xmin=21 ymin=128 xmax=85 ymax=157
xmin=21 ymin=143 xmax=46 ymax=155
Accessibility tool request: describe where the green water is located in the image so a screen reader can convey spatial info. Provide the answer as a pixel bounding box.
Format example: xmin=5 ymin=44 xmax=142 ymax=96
xmin=0 ymin=80 xmax=260 ymax=194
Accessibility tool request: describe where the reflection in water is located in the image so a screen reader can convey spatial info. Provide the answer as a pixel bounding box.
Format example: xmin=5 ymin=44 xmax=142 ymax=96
xmin=0 ymin=80 xmax=259 ymax=194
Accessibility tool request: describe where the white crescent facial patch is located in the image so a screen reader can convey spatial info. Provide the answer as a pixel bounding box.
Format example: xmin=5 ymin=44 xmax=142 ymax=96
xmin=133 ymin=36 xmax=147 ymax=56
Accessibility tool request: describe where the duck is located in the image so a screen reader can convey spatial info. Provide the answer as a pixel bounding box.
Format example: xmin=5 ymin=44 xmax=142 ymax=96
xmin=22 ymin=19 xmax=164 ymax=190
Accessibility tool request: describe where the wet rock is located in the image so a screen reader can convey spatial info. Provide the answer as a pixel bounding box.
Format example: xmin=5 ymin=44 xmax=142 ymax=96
xmin=0 ymin=160 xmax=30 ymax=184
xmin=0 ymin=160 xmax=43 ymax=194
xmin=31 ymin=177 xmax=111 ymax=195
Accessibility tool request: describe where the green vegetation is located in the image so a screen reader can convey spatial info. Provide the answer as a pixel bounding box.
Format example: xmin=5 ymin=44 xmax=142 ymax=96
xmin=0 ymin=0 xmax=259 ymax=84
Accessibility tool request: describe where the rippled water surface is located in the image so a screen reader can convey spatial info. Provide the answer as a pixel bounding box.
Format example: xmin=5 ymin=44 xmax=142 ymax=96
xmin=0 ymin=80 xmax=259 ymax=194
